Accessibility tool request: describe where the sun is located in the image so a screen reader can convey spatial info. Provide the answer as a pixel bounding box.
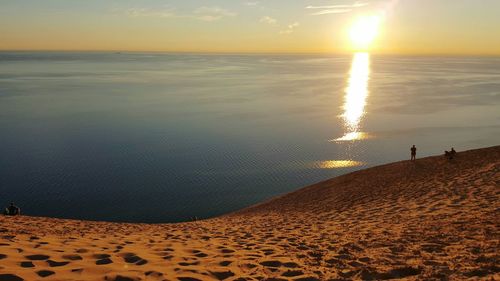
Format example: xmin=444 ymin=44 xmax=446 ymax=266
xmin=349 ymin=15 xmax=381 ymax=51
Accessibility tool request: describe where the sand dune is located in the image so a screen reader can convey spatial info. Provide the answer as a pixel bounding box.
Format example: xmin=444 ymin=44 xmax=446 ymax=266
xmin=0 ymin=146 xmax=498 ymax=281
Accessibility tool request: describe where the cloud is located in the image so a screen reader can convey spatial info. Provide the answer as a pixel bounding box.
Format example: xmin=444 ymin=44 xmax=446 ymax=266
xmin=306 ymin=1 xmax=369 ymax=15
xmin=305 ymin=2 xmax=368 ymax=9
xmin=125 ymin=6 xmax=236 ymax=22
xmin=193 ymin=7 xmax=237 ymax=21
xmin=245 ymin=1 xmax=260 ymax=6
xmin=309 ymin=9 xmax=353 ymax=15
xmin=125 ymin=7 xmax=177 ymax=18
xmin=280 ymin=22 xmax=300 ymax=35
xmin=260 ymin=16 xmax=277 ymax=24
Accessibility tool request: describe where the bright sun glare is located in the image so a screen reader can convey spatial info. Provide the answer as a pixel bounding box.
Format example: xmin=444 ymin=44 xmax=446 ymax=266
xmin=349 ymin=15 xmax=381 ymax=50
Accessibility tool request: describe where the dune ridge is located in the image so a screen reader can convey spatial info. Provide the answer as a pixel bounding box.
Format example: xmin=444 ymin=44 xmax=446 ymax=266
xmin=0 ymin=146 xmax=498 ymax=281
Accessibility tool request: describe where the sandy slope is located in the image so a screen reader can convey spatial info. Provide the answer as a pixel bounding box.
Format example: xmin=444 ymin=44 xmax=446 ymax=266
xmin=0 ymin=146 xmax=498 ymax=281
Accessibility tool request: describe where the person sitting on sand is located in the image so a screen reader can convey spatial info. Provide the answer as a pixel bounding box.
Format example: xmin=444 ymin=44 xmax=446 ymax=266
xmin=445 ymin=147 xmax=457 ymax=160
xmin=5 ymin=202 xmax=21 ymax=216
xmin=451 ymin=147 xmax=456 ymax=156
xmin=410 ymin=145 xmax=417 ymax=161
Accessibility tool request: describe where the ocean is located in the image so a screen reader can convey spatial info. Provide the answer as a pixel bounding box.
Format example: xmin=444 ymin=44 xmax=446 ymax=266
xmin=1 ymin=52 xmax=499 ymax=222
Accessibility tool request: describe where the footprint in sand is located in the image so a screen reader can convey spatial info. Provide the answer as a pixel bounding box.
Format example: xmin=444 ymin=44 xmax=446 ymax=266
xmin=0 ymin=274 xmax=24 ymax=281
xmin=20 ymin=261 xmax=34 ymax=268
xmin=260 ymin=261 xmax=282 ymax=267
xmin=384 ymin=266 xmax=422 ymax=278
xmin=177 ymin=278 xmax=202 ymax=281
xmin=96 ymin=258 xmax=113 ymax=265
xmin=283 ymin=262 xmax=300 ymax=268
xmin=220 ymin=248 xmax=235 ymax=254
xmin=210 ymin=271 xmax=235 ymax=280
xmin=36 ymin=270 xmax=55 ymax=278
xmin=358 ymin=257 xmax=371 ymax=263
xmin=104 ymin=275 xmax=139 ymax=281
xmin=0 ymin=254 xmax=6 ymax=260
xmin=194 ymin=252 xmax=208 ymax=258
xmin=294 ymin=277 xmax=320 ymax=281
xmin=145 ymin=271 xmax=164 ymax=278
xmin=71 ymin=268 xmax=84 ymax=273
xmin=179 ymin=261 xmax=200 ymax=266
xmin=122 ymin=253 xmax=148 ymax=265
xmin=242 ymin=263 xmax=257 ymax=269
xmin=62 ymin=254 xmax=82 ymax=260
xmin=25 ymin=254 xmax=50 ymax=261
xmin=47 ymin=260 xmax=70 ymax=267
xmin=93 ymin=254 xmax=111 ymax=259
xmin=162 ymin=255 xmax=174 ymax=260
xmin=262 ymin=249 xmax=275 ymax=256
xmin=281 ymin=270 xmax=304 ymax=277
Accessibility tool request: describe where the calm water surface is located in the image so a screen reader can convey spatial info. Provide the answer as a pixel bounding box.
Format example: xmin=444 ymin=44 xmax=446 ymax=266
xmin=1 ymin=52 xmax=499 ymax=222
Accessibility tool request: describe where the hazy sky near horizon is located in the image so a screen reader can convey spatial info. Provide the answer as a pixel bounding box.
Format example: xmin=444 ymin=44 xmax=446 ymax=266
xmin=1 ymin=0 xmax=499 ymax=54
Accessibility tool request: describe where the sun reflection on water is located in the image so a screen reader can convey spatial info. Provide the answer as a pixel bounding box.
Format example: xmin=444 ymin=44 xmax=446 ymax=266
xmin=335 ymin=52 xmax=370 ymax=142
xmin=333 ymin=131 xmax=370 ymax=142
xmin=314 ymin=160 xmax=365 ymax=169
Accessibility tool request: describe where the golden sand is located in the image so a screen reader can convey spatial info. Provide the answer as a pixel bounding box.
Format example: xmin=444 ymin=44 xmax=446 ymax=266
xmin=0 ymin=146 xmax=498 ymax=281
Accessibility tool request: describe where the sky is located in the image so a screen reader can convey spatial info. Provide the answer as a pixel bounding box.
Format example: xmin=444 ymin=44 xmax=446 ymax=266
xmin=1 ymin=0 xmax=499 ymax=55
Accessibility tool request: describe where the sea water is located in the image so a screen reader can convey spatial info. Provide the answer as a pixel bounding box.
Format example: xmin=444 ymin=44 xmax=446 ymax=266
xmin=1 ymin=52 xmax=499 ymax=222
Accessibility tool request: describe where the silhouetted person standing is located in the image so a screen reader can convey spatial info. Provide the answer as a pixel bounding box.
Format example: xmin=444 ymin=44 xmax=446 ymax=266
xmin=410 ymin=145 xmax=417 ymax=161
xmin=6 ymin=202 xmax=20 ymax=216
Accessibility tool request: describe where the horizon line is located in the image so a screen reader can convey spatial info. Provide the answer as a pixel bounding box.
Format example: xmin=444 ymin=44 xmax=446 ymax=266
xmin=1 ymin=49 xmax=500 ymax=57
